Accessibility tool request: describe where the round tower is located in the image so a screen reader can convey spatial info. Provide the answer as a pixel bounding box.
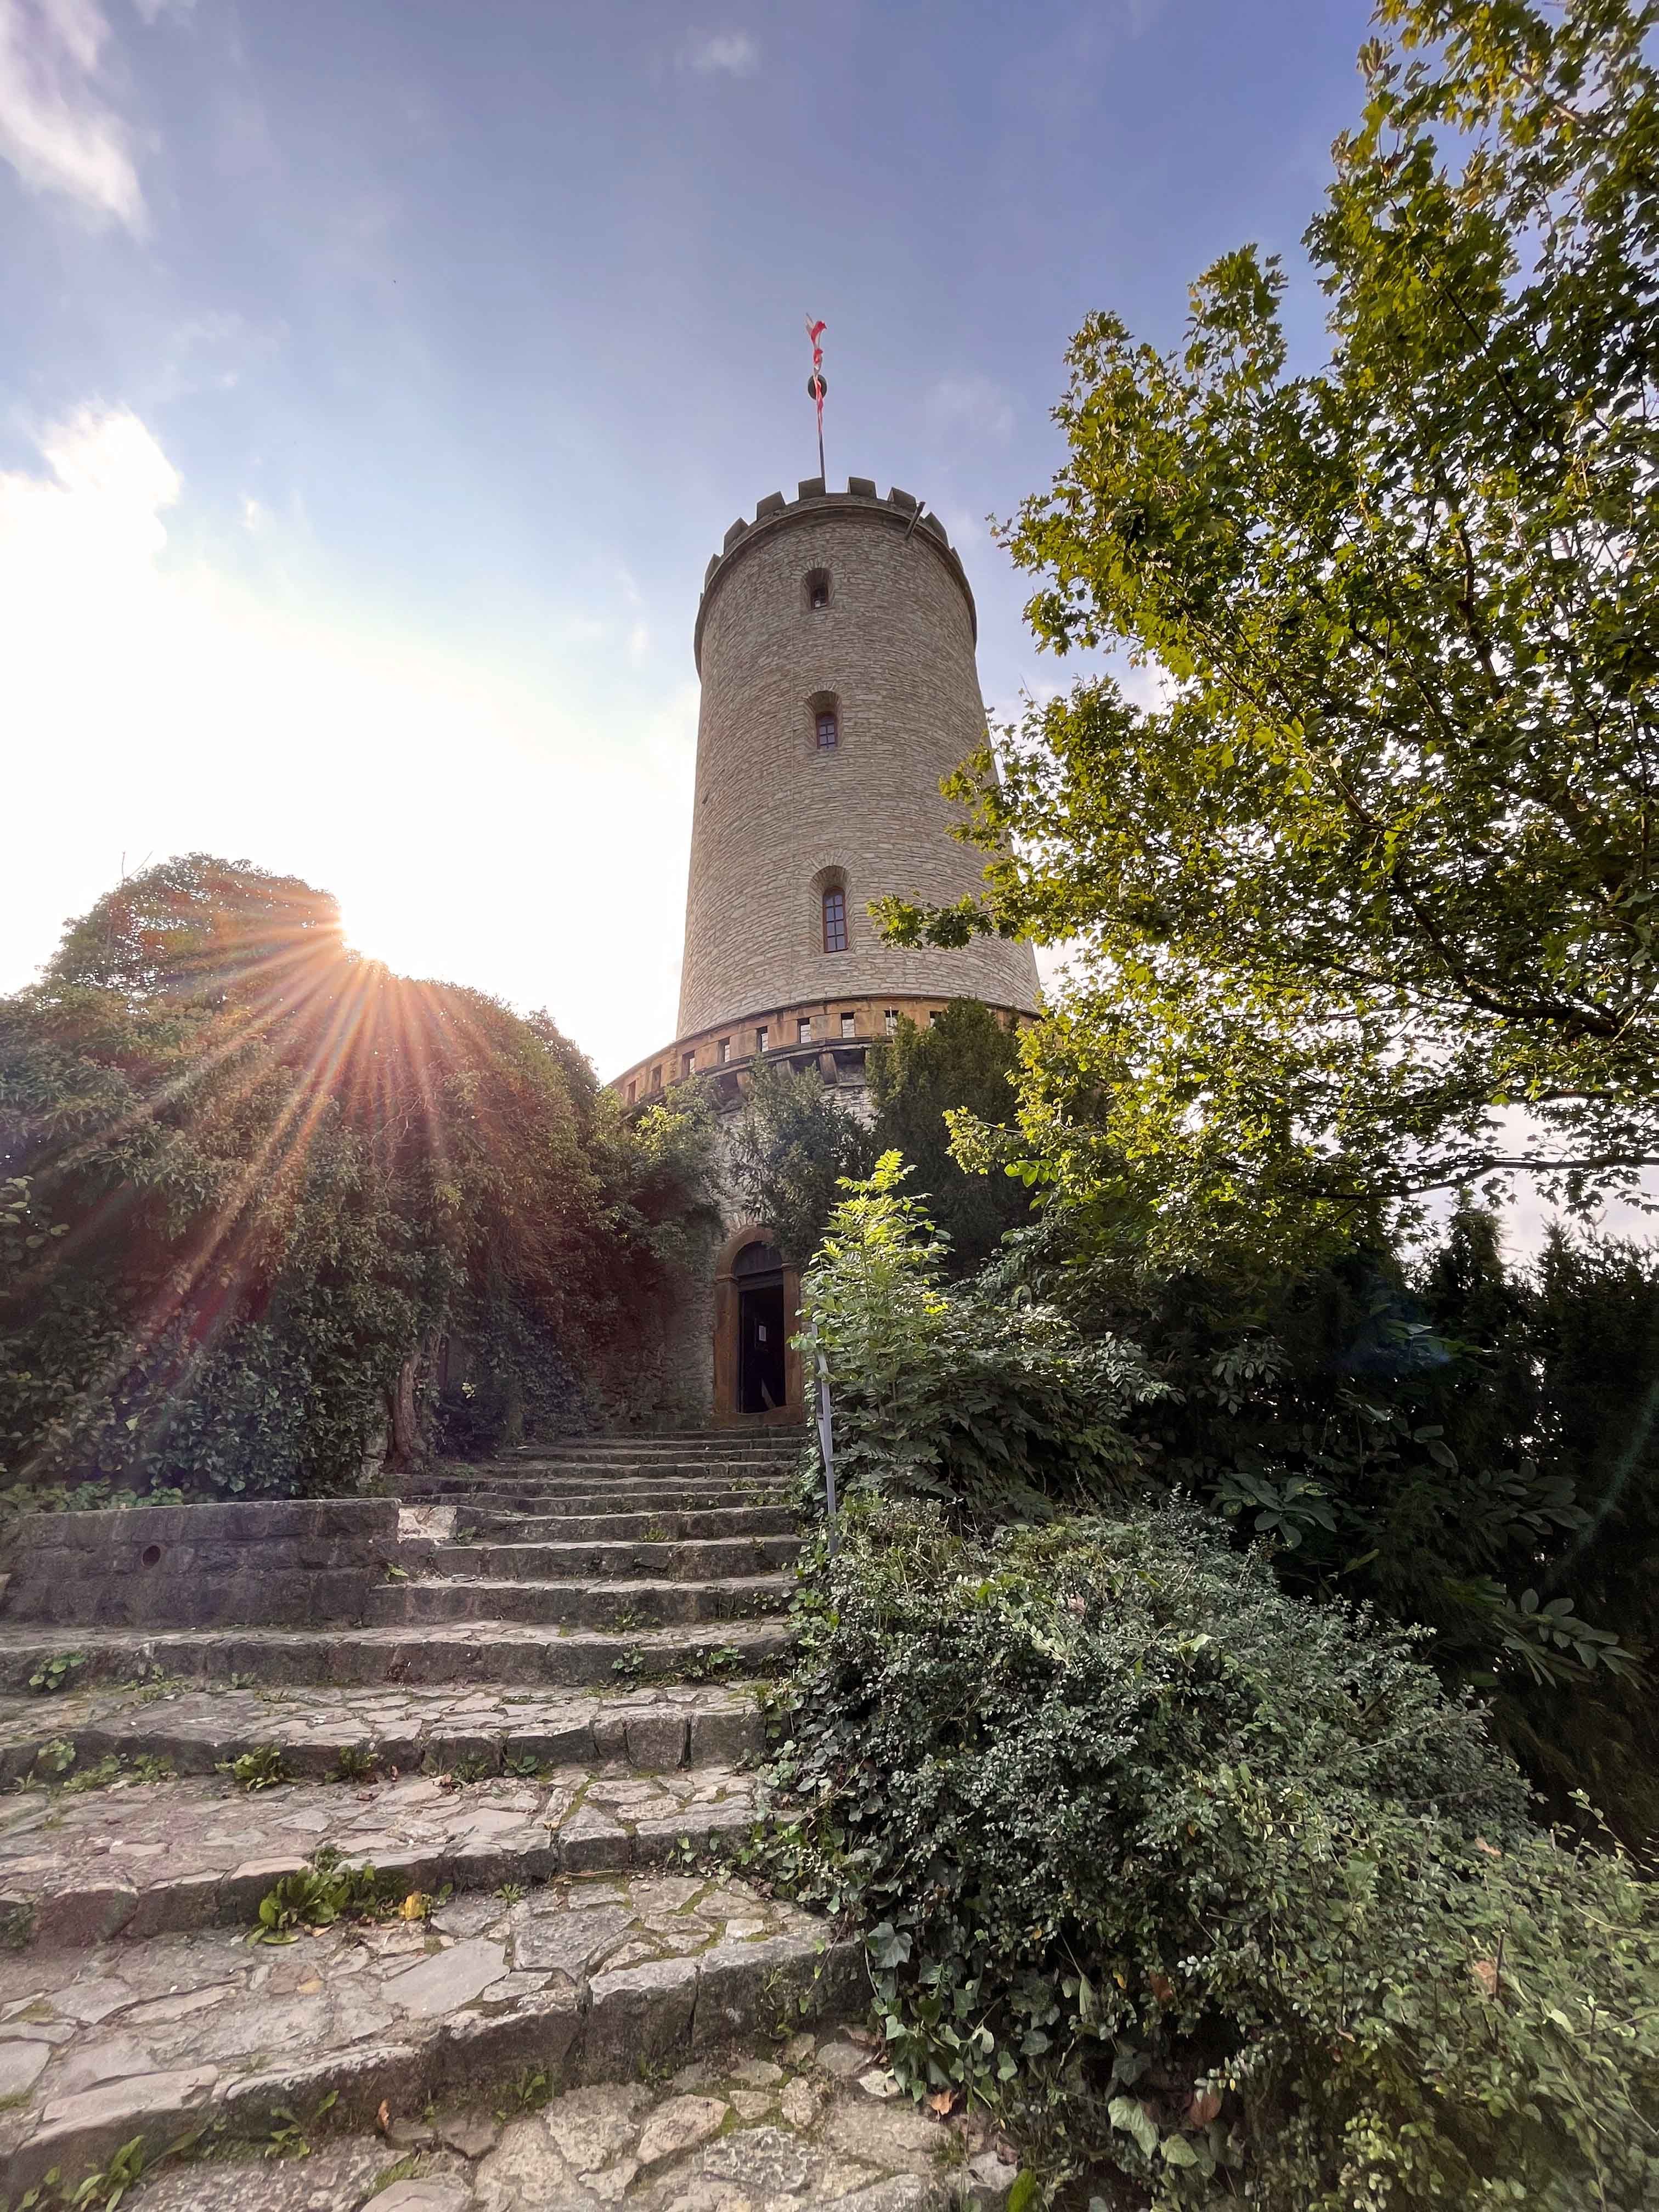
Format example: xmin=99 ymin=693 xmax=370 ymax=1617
xmin=680 ymin=475 xmax=1039 ymax=1034
xmin=611 ymin=475 xmax=1040 ymax=1428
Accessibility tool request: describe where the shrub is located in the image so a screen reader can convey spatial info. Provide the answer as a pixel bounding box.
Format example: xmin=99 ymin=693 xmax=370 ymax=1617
xmin=802 ymin=1153 xmax=1163 ymax=1519
xmin=760 ymin=1502 xmax=1659 ymax=2207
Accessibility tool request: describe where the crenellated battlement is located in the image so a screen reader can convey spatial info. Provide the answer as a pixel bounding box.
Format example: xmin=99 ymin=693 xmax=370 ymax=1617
xmin=695 ymin=476 xmax=971 ymax=668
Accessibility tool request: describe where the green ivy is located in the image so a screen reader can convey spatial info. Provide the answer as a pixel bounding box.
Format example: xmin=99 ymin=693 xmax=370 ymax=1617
xmin=760 ymin=1502 xmax=1659 ymax=2207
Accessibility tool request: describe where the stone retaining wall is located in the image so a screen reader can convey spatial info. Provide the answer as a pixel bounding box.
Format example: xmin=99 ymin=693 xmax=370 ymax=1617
xmin=0 ymin=1497 xmax=398 ymax=1629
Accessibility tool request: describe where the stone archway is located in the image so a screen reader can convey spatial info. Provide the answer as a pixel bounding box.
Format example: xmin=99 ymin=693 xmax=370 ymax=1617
xmin=712 ymin=1220 xmax=803 ymax=1427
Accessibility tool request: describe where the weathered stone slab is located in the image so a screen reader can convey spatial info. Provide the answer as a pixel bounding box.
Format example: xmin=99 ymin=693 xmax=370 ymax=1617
xmin=0 ymin=1871 xmax=845 ymax=2196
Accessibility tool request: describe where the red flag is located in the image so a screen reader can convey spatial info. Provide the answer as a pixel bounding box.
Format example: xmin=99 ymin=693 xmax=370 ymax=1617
xmin=805 ymin=316 xmax=826 ymax=425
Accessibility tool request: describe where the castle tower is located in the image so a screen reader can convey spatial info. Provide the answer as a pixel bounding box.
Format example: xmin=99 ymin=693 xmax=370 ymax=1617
xmin=613 ymin=474 xmax=1040 ymax=1424
xmin=617 ymin=476 xmax=1038 ymax=1104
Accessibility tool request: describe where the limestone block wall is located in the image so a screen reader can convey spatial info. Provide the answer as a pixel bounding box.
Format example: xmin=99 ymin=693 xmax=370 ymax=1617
xmin=678 ymin=479 xmax=1040 ymax=1038
xmin=1 ymin=1498 xmax=398 ymax=1628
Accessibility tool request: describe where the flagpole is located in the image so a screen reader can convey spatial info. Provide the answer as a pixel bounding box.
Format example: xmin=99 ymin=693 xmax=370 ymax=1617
xmin=805 ymin=317 xmax=827 ymax=485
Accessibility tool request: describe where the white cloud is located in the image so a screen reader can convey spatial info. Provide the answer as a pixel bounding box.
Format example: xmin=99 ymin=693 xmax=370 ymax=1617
xmin=926 ymin=375 xmax=1015 ymax=447
xmin=683 ymin=30 xmax=758 ymax=77
xmin=0 ymin=405 xmax=697 ymax=1077
xmin=131 ymin=0 xmax=195 ymax=21
xmin=0 ymin=0 xmax=146 ymax=228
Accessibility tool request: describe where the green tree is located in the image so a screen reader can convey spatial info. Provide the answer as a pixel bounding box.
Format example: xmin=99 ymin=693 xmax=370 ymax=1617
xmin=0 ymin=855 xmax=716 ymax=1493
xmin=866 ymin=1000 xmax=1034 ymax=1272
xmin=803 ymin=1155 xmax=1162 ymax=1517
xmin=883 ymin=0 xmax=1659 ymax=1271
xmin=726 ymin=1058 xmax=873 ymax=1266
xmin=985 ymin=1198 xmax=1656 ymax=1837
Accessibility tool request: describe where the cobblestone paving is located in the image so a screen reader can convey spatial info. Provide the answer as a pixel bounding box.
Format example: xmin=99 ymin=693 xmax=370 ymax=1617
xmin=0 ymin=1765 xmax=761 ymax=1946
xmin=0 ymin=1872 xmax=867 ymax=2196
xmin=119 ymin=2034 xmax=1018 ymax=2211
xmin=0 ymin=1680 xmax=763 ymax=1783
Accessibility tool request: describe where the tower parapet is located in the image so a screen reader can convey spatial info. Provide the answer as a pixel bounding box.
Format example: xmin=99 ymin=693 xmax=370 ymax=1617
xmin=695 ymin=478 xmax=975 ymax=669
xmin=675 ymin=473 xmax=1038 ymax=1041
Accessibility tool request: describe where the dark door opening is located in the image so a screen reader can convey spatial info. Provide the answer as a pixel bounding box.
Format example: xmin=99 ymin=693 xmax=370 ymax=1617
xmin=738 ymin=1280 xmax=787 ymax=1413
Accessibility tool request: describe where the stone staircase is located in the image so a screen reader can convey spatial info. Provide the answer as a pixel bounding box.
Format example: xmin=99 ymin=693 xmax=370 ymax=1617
xmin=0 ymin=1430 xmax=948 ymax=2202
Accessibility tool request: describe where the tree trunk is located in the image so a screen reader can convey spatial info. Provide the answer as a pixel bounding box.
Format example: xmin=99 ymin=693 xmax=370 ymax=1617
xmin=385 ymin=1356 xmax=420 ymax=1474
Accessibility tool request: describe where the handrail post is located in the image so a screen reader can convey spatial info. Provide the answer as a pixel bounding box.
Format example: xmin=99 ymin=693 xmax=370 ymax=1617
xmin=815 ymin=1351 xmax=838 ymax=1558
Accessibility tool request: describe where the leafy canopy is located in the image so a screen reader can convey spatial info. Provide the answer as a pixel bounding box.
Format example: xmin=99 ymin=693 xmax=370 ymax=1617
xmin=802 ymin=1154 xmax=1163 ymax=1519
xmin=763 ymin=1501 xmax=1659 ymax=2208
xmin=882 ymin=0 xmax=1659 ymax=1268
xmin=866 ymin=1000 xmax=1035 ymax=1272
xmin=1 ymin=855 xmax=716 ymax=1494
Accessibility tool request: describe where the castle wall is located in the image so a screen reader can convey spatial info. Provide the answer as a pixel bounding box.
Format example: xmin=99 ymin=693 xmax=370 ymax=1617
xmin=677 ymin=481 xmax=1040 ymax=1038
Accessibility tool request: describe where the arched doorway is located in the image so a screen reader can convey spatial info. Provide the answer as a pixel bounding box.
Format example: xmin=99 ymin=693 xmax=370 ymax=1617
xmin=712 ymin=1224 xmax=803 ymax=1426
xmin=734 ymin=1240 xmax=787 ymax=1413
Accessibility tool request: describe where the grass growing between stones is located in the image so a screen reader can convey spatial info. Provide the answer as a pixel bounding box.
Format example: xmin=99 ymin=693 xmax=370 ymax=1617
xmin=250 ymin=1847 xmax=444 ymax=1943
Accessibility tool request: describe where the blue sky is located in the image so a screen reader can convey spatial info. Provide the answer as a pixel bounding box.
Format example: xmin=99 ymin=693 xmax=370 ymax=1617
xmin=2 ymin=0 xmax=1374 ymax=1079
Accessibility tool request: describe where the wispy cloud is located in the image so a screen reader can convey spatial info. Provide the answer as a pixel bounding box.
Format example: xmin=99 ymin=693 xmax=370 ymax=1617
xmin=927 ymin=374 xmax=1015 ymax=447
xmin=682 ymin=30 xmax=759 ymax=78
xmin=131 ymin=0 xmax=196 ymax=21
xmin=0 ymin=0 xmax=145 ymax=229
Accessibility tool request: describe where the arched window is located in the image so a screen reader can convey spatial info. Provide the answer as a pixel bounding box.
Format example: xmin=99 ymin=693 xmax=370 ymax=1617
xmin=808 ymin=689 xmax=839 ymax=751
xmin=804 ymin=568 xmax=831 ymax=611
xmin=816 ymin=706 xmax=838 ymax=748
xmin=822 ymin=885 xmax=848 ymax=953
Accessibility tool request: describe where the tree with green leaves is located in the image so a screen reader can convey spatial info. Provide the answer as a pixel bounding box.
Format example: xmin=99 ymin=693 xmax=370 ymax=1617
xmin=726 ymin=1057 xmax=873 ymax=1267
xmin=883 ymin=0 xmax=1659 ymax=1272
xmin=1 ymin=855 xmax=718 ymax=1494
xmin=866 ymin=1000 xmax=1034 ymax=1272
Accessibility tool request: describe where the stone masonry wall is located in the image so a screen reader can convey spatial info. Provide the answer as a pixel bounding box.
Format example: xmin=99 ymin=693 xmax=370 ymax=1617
xmin=677 ymin=480 xmax=1041 ymax=1037
xmin=1 ymin=1498 xmax=398 ymax=1629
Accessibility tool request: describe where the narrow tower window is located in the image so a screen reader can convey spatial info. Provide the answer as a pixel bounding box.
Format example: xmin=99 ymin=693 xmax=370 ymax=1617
xmin=884 ymin=1008 xmax=899 ymax=1035
xmin=822 ymin=887 xmax=848 ymax=953
xmin=804 ymin=568 xmax=831 ymax=611
xmin=798 ymin=1016 xmax=813 ymax=1044
xmin=840 ymin=1011 xmax=855 ymax=1039
xmin=755 ymin=1025 xmax=769 ymax=1054
xmin=808 ymin=689 xmax=839 ymax=751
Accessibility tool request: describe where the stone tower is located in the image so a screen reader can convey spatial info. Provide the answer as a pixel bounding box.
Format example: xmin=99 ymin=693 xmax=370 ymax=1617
xmin=613 ymin=473 xmax=1040 ymax=1425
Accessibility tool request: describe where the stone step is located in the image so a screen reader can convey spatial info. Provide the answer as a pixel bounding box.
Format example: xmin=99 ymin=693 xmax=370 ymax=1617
xmin=408 ymin=1480 xmax=794 ymax=1511
xmin=363 ymin=1572 xmax=794 ymax=1630
xmin=0 ymin=1762 xmax=762 ymax=1951
xmin=498 ymin=1449 xmax=799 ymax=1471
xmin=458 ymin=1504 xmax=800 ymax=1542
xmin=0 ymin=1867 xmax=862 ymax=2198
xmin=113 ymin=2047 xmax=980 ymax=2212
xmin=414 ymin=1536 xmax=800 ymax=1582
xmin=0 ymin=1681 xmax=765 ymax=1787
xmin=420 ymin=1467 xmax=798 ymax=1492
xmin=0 ymin=1615 xmax=792 ymax=1692
xmin=524 ymin=1435 xmax=806 ymax=1457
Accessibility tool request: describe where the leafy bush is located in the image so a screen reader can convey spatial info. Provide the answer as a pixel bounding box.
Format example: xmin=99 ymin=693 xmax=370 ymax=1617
xmin=760 ymin=1503 xmax=1659 ymax=2208
xmin=985 ymin=1199 xmax=1658 ymax=1839
xmin=802 ymin=1154 xmax=1163 ymax=1519
xmin=0 ymin=856 xmax=718 ymax=1496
